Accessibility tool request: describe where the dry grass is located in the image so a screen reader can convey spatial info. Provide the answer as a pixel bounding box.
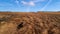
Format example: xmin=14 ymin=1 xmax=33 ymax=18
xmin=0 ymin=12 xmax=60 ymax=34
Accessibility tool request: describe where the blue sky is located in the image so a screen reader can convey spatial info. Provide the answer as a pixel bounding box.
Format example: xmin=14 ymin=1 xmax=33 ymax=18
xmin=0 ymin=0 xmax=60 ymax=12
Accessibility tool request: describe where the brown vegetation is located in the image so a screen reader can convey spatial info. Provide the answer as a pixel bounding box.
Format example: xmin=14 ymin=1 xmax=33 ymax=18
xmin=0 ymin=12 xmax=60 ymax=34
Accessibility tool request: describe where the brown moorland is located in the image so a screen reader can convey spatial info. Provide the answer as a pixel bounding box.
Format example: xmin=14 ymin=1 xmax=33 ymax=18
xmin=0 ymin=12 xmax=60 ymax=34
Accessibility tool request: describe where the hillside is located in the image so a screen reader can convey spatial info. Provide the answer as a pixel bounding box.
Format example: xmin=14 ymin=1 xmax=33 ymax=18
xmin=0 ymin=12 xmax=60 ymax=34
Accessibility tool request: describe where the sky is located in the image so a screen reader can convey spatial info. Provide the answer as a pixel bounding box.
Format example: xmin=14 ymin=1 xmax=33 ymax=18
xmin=0 ymin=0 xmax=60 ymax=12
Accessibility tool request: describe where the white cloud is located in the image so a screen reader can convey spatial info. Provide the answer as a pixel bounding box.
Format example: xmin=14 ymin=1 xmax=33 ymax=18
xmin=20 ymin=0 xmax=46 ymax=12
xmin=21 ymin=1 xmax=35 ymax=6
xmin=21 ymin=0 xmax=46 ymax=6
xmin=15 ymin=0 xmax=19 ymax=4
xmin=21 ymin=1 xmax=27 ymax=5
xmin=15 ymin=0 xmax=21 ymax=7
xmin=28 ymin=1 xmax=35 ymax=6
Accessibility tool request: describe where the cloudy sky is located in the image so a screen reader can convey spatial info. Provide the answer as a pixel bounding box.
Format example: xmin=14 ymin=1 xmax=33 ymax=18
xmin=0 ymin=0 xmax=60 ymax=12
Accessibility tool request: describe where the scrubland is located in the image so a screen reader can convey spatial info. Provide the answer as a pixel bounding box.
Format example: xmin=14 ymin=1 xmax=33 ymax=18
xmin=0 ymin=12 xmax=60 ymax=34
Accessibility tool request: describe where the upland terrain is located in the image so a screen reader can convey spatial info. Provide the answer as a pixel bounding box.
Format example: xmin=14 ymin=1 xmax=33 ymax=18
xmin=0 ymin=12 xmax=60 ymax=34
